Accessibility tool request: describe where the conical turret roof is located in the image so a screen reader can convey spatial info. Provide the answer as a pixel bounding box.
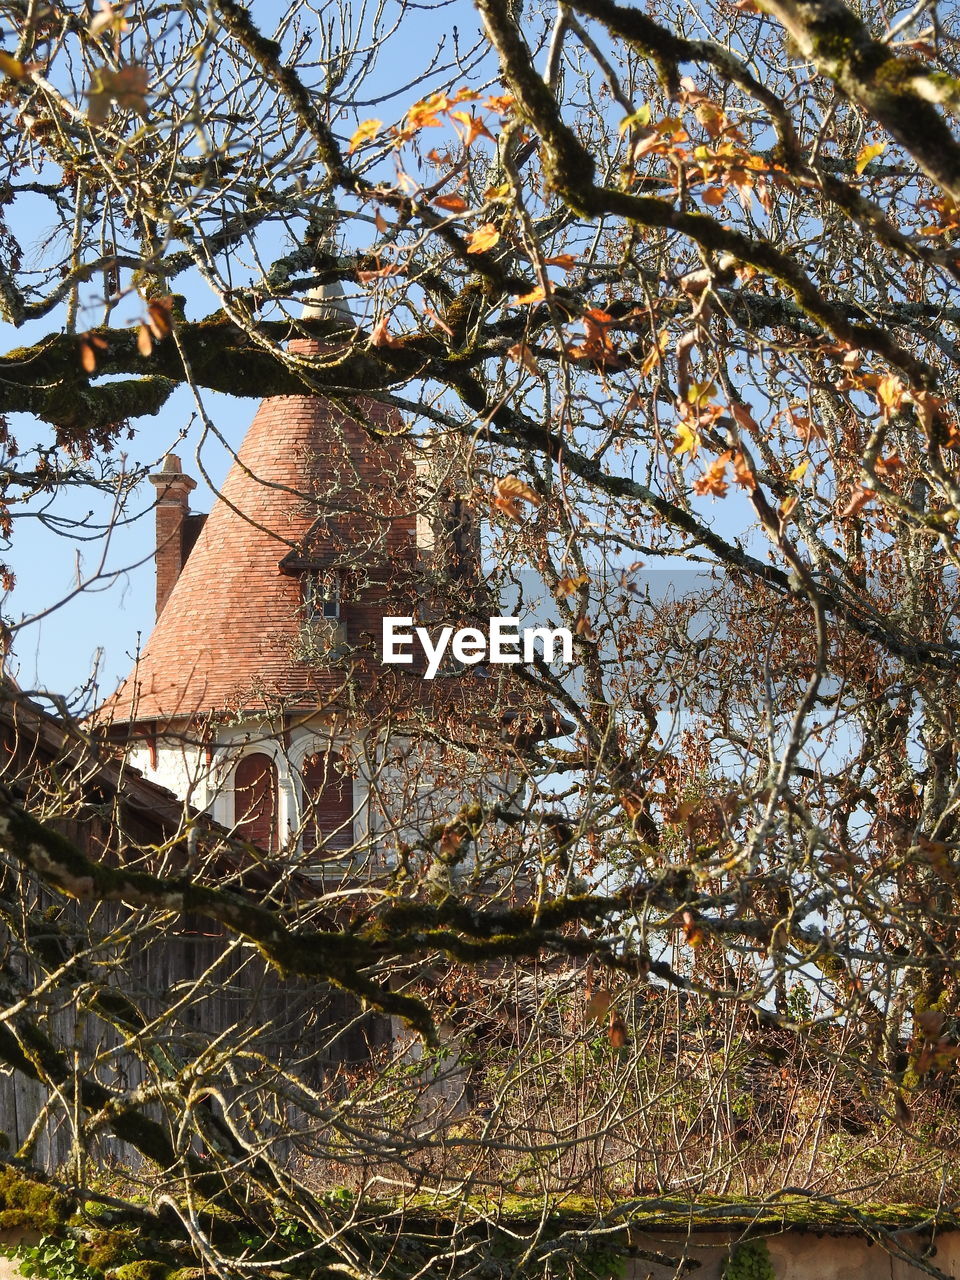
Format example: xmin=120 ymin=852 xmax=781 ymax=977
xmin=109 ymin=332 xmax=414 ymax=726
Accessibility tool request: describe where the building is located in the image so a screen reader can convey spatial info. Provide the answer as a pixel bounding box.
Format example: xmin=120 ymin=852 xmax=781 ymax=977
xmin=101 ymin=283 xmax=523 ymax=881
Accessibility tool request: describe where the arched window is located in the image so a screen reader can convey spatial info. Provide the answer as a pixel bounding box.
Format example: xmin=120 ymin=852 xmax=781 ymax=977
xmin=233 ymin=752 xmax=277 ymax=851
xmin=302 ymin=751 xmax=354 ymax=856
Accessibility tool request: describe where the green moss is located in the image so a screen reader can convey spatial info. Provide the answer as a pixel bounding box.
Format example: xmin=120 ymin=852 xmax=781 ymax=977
xmin=107 ymin=1261 xmax=172 ymax=1280
xmin=926 ymin=68 xmax=960 ymax=96
xmin=395 ymin=1191 xmax=960 ymax=1236
xmin=77 ymin=1235 xmax=129 ymax=1273
xmin=7 ymin=1190 xmax=957 ymax=1280
xmin=809 ymin=25 xmax=857 ymax=66
xmin=41 ymin=377 xmax=176 ymax=432
xmin=0 ymin=1167 xmax=69 ymax=1233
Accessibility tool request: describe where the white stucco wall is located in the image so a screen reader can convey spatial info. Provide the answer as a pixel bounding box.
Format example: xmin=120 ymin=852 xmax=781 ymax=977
xmin=123 ymin=718 xmax=514 ymax=882
xmin=127 ymin=723 xmax=363 ymax=837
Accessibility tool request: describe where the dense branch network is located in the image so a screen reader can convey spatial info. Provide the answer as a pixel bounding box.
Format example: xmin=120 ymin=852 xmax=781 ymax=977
xmin=4 ymin=0 xmax=960 ymax=1264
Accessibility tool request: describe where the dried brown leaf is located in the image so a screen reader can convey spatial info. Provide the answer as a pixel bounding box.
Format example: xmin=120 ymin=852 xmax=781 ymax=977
xmin=586 ymin=990 xmax=612 ymax=1024
xmin=495 ymin=474 xmax=540 ymax=506
xmin=507 ymin=342 xmax=539 ymax=375
xmin=607 ymin=1011 xmax=629 ymax=1049
xmin=146 ymin=296 xmax=173 ymax=340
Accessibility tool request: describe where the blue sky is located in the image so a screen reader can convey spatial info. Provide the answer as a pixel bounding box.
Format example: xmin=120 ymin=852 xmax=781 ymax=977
xmin=3 ymin=385 xmax=242 ymax=705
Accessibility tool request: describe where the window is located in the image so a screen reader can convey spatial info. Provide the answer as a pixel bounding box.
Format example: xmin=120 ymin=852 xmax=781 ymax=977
xmin=302 ymin=570 xmax=339 ymax=620
xmin=301 ymin=751 xmax=354 ymax=856
xmin=233 ymin=752 xmax=277 ymax=851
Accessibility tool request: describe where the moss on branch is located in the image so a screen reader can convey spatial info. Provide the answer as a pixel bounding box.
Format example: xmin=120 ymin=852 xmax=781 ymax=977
xmin=757 ymin=0 xmax=960 ymax=201
xmin=0 ymin=784 xmax=718 ymax=1042
xmin=0 ymin=317 xmax=441 ymax=431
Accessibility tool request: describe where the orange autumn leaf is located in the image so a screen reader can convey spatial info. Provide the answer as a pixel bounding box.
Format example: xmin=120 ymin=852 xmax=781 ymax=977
xmin=112 ymin=67 xmax=149 ymax=108
xmin=567 ymin=307 xmax=621 ymax=366
xmin=370 ymin=315 xmax=403 ymax=347
xmin=404 ymin=92 xmax=450 ymax=131
xmin=732 ymin=451 xmax=756 ymax=492
xmin=544 ymin=254 xmax=577 ymax=269
xmin=874 ymin=452 xmax=905 ymax=478
xmin=466 ymin=223 xmax=500 ymax=254
xmin=137 ymin=324 xmax=153 ymax=357
xmin=730 ymin=402 xmax=760 ymax=434
xmin=513 ymin=285 xmax=546 ymax=305
xmin=909 ymin=388 xmax=944 ymax=434
xmin=693 ymin=451 xmax=733 ymax=497
xmin=575 ymin=614 xmax=596 ymax=641
xmin=701 ymin=186 xmax=726 ymax=206
xmin=840 ymin=485 xmax=874 ymax=518
xmin=877 ymin=373 xmax=905 ymax=420
xmin=449 ymin=110 xmax=493 ymax=145
xmin=555 ymin=573 xmax=588 ymax=596
xmin=641 ymin=329 xmax=670 ymax=376
xmin=78 ymin=332 xmax=107 ymax=373
xmin=357 ymin=262 xmax=404 ymax=282
xmin=695 ymin=101 xmax=727 ymax=137
xmin=631 ymin=132 xmax=664 ymax=160
xmin=492 ymin=496 xmax=523 ymax=521
xmin=86 ymin=63 xmax=149 ymax=124
xmin=79 ymin=339 xmax=97 ymax=373
xmin=422 ymin=306 xmax=454 ymax=337
xmin=433 ymin=193 xmax=469 ymax=213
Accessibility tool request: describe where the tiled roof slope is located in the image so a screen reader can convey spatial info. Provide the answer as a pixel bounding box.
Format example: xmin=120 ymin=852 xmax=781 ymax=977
xmin=108 ymin=341 xmax=415 ymax=725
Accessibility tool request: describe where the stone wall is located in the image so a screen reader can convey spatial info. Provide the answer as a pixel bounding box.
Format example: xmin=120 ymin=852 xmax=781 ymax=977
xmin=624 ymin=1227 xmax=960 ymax=1279
xmin=0 ymin=1221 xmax=958 ymax=1280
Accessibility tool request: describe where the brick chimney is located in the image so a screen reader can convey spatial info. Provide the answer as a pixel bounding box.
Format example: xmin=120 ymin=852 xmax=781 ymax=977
xmin=149 ymin=453 xmax=196 ymax=619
